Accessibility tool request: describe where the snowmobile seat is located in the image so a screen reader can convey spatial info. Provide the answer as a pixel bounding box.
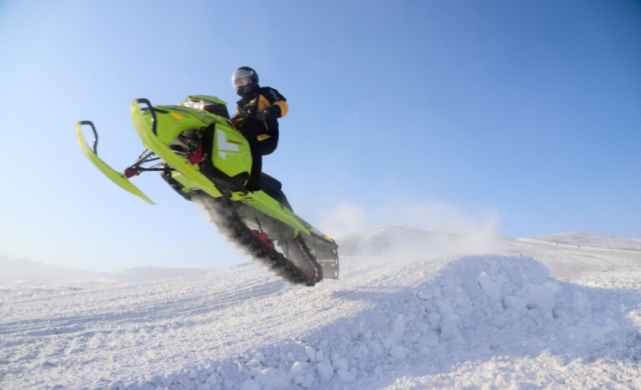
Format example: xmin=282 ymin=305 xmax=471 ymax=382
xmin=261 ymin=173 xmax=292 ymax=211
xmin=261 ymin=173 xmax=282 ymax=192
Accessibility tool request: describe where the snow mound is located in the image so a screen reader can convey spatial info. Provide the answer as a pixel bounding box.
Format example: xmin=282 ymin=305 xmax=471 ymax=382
xmin=76 ymin=255 xmax=640 ymax=390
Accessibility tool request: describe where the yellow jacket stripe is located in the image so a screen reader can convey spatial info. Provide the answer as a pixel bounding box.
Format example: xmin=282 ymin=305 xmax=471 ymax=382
xmin=258 ymin=94 xmax=288 ymax=117
xmin=274 ymin=101 xmax=288 ymax=117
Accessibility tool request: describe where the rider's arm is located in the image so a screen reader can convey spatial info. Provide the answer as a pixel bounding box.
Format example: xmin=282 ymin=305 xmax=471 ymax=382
xmin=259 ymin=88 xmax=288 ymax=118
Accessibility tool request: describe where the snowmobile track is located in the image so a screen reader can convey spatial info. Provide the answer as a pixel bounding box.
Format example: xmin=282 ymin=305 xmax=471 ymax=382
xmin=197 ymin=195 xmax=321 ymax=287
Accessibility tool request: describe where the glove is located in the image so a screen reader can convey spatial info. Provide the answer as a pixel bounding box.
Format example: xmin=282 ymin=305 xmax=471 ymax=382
xmin=256 ymin=109 xmax=270 ymax=121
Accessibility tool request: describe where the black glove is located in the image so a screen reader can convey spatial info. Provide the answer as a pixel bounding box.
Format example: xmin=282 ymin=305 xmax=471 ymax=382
xmin=256 ymin=109 xmax=270 ymax=121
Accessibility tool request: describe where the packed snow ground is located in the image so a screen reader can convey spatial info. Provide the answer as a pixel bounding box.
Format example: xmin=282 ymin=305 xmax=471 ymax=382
xmin=1 ymin=230 xmax=641 ymax=389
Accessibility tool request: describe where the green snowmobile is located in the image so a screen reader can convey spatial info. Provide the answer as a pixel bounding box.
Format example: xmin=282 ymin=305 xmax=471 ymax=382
xmin=76 ymin=96 xmax=339 ymax=286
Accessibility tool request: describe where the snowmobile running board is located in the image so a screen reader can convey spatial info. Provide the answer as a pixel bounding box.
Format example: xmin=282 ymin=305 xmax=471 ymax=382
xmin=75 ymin=121 xmax=155 ymax=205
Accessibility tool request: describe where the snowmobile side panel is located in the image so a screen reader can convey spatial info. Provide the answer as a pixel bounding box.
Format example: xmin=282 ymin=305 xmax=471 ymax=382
xmin=213 ymin=125 xmax=253 ymax=180
xmin=75 ymin=122 xmax=155 ymax=205
xmin=130 ymin=100 xmax=223 ymax=199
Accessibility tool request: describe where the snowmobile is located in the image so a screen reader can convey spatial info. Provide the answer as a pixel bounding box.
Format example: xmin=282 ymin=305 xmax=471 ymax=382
xmin=75 ymin=95 xmax=339 ymax=286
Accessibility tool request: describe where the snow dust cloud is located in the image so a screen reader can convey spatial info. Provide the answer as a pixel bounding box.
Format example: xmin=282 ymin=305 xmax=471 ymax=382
xmin=315 ymin=202 xmax=369 ymax=238
xmin=318 ymin=199 xmax=499 ymax=257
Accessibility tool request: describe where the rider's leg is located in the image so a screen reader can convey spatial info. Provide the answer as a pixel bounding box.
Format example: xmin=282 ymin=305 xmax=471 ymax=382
xmin=247 ymin=136 xmax=278 ymax=191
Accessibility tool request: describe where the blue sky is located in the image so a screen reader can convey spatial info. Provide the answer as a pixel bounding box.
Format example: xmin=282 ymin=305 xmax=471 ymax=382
xmin=1 ymin=0 xmax=640 ymax=271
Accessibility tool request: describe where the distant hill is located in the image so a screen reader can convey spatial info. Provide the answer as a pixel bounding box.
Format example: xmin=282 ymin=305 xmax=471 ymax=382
xmin=0 ymin=255 xmax=214 ymax=286
xmin=338 ymin=226 xmax=640 ymax=258
xmin=0 ymin=255 xmax=97 ymax=285
xmin=4 ymin=229 xmax=637 ymax=286
xmin=521 ymin=232 xmax=641 ymax=251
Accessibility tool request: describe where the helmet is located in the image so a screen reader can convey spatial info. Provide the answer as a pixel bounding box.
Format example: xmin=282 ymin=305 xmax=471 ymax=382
xmin=232 ymin=66 xmax=259 ymax=97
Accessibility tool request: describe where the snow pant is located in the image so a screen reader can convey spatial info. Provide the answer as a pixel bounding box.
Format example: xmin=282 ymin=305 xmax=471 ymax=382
xmin=247 ymin=135 xmax=278 ymax=191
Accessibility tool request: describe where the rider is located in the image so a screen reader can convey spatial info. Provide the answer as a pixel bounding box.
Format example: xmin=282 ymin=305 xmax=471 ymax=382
xmin=231 ymin=66 xmax=289 ymax=191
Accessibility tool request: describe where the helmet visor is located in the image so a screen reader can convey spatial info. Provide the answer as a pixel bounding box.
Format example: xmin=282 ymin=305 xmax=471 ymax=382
xmin=232 ymin=69 xmax=253 ymax=87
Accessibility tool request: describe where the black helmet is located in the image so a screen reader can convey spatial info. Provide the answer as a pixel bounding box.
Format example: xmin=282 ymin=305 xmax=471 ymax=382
xmin=232 ymin=66 xmax=259 ymax=97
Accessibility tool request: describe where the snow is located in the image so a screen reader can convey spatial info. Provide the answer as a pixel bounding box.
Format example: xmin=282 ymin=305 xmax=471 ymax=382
xmin=1 ymin=227 xmax=641 ymax=389
xmin=524 ymin=232 xmax=641 ymax=252
xmin=391 ymin=315 xmax=405 ymax=344
xmin=389 ymin=345 xmax=407 ymax=360
xmin=338 ymin=225 xmax=498 ymax=257
xmin=238 ymin=379 xmax=260 ymax=390
xmin=304 ymin=346 xmax=316 ymax=362
xmin=501 ymin=233 xmax=641 ymax=278
xmin=315 ymin=361 xmax=334 ymax=381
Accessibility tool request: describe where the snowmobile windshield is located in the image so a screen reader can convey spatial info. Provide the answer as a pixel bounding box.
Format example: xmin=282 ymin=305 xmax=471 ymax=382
xmin=232 ymin=70 xmax=252 ymax=87
xmin=181 ymin=98 xmax=210 ymax=110
xmin=180 ymin=98 xmax=230 ymax=118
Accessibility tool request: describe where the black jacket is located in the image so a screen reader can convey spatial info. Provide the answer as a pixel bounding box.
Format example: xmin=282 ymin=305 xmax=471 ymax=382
xmin=236 ymin=86 xmax=288 ymax=142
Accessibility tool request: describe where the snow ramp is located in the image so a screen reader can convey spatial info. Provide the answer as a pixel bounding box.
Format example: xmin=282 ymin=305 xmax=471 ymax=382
xmin=1 ymin=255 xmax=640 ymax=389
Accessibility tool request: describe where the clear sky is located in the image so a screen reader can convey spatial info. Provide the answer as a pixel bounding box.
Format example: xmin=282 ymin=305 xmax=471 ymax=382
xmin=1 ymin=0 xmax=640 ymax=271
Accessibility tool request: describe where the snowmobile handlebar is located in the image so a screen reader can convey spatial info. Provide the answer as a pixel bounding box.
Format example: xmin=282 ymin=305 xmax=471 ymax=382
xmin=78 ymin=120 xmax=99 ymax=155
xmin=232 ymin=110 xmax=269 ymax=131
xmin=135 ymin=98 xmax=158 ymax=136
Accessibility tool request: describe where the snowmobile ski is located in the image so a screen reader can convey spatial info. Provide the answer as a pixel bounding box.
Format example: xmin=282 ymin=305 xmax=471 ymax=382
xmin=75 ymin=121 xmax=154 ymax=205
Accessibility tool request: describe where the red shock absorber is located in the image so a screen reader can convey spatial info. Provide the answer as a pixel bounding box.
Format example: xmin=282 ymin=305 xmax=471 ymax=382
xmin=186 ymin=144 xmax=204 ymax=165
xmin=242 ymin=224 xmax=276 ymax=251
xmin=124 ymin=169 xmax=141 ymax=178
